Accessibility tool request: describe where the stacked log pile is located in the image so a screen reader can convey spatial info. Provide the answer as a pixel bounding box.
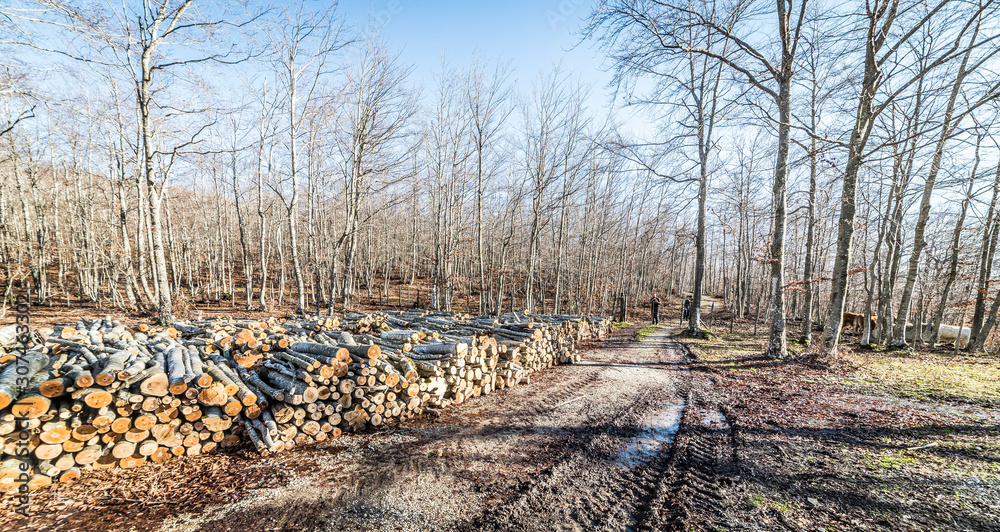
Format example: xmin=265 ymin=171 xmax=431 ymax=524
xmin=0 ymin=311 xmax=610 ymax=492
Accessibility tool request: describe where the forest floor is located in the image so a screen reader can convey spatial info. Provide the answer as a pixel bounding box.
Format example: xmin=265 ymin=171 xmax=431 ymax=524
xmin=680 ymin=323 xmax=1000 ymax=532
xmin=2 ymin=317 xmax=999 ymax=531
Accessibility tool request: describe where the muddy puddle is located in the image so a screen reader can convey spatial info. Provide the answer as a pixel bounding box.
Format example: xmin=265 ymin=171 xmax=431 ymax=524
xmin=699 ymin=408 xmax=729 ymax=429
xmin=617 ymin=399 xmax=686 ymax=467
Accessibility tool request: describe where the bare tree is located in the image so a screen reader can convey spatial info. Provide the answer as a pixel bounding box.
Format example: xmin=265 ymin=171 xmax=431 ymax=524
xmin=520 ymin=67 xmax=589 ymax=313
xmin=263 ymin=1 xmax=348 ymax=314
xmin=888 ymin=7 xmax=1000 ymax=349
xmin=6 ymin=0 xmax=262 ymax=323
xmin=795 ymin=7 xmax=846 ymax=343
xmin=586 ymin=1 xmax=732 ymax=336
xmin=334 ymin=32 xmax=417 ymax=310
xmin=969 ymin=115 xmax=1000 ymax=350
xmin=425 ymin=56 xmax=469 ymax=312
xmin=466 ymin=57 xmax=513 ymax=313
xmin=928 ymin=132 xmax=981 ymax=344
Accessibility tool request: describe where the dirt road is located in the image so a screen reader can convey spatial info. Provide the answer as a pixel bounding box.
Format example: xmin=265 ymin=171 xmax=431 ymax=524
xmin=137 ymin=328 xmax=729 ymax=532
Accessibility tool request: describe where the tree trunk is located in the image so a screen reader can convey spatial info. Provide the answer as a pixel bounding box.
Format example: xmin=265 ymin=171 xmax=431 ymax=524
xmin=689 ymin=160 xmax=707 ymax=333
xmin=821 ymin=12 xmax=886 ymax=354
xmin=800 ymin=117 xmax=818 ymax=343
xmin=232 ymin=148 xmax=254 ymax=310
xmin=765 ymin=69 xmax=792 ymax=359
xmin=138 ymin=25 xmax=173 ymax=325
xmin=287 ymin=56 xmax=306 ymax=314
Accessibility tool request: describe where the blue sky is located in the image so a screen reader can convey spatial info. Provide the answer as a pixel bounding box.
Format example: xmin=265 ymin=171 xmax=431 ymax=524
xmin=336 ymin=0 xmax=647 ymax=133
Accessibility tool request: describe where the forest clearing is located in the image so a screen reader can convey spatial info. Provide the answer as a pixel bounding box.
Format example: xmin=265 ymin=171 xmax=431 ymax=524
xmin=3 ymin=0 xmax=1000 ymax=530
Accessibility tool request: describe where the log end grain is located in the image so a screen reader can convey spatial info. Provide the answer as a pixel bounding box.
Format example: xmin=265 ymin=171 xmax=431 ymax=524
xmin=83 ymin=390 xmax=113 ymax=409
xmin=11 ymin=396 xmax=51 ymax=419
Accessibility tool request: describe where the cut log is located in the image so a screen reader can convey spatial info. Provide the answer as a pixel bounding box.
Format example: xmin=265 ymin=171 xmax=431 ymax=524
xmin=111 ymin=441 xmax=136 ymax=459
xmin=200 ymin=407 xmax=232 ymax=432
xmin=71 ymin=425 xmax=98 ymax=442
xmin=94 ymin=452 xmax=118 ymax=469
xmin=197 ymin=382 xmax=228 ymax=406
xmin=138 ymin=372 xmax=169 ymax=397
xmin=137 ymin=439 xmax=158 ymax=457
xmin=223 ymin=400 xmax=243 ymax=417
xmin=73 ymin=367 xmax=95 ymax=388
xmin=134 ymin=414 xmax=156 ymax=431
xmin=151 ymin=424 xmax=184 ymax=448
xmin=40 ymin=425 xmax=72 ymax=444
xmin=40 ymin=375 xmax=72 ymax=398
xmin=125 ymin=428 xmax=150 ymax=443
xmin=11 ymin=393 xmax=51 ymax=419
xmin=204 ymin=364 xmax=239 ymax=396
xmin=110 ymin=417 xmax=132 ymax=434
xmin=37 ymin=459 xmax=60 ymax=477
xmin=150 ymin=446 xmax=172 ymax=464
xmin=58 ymin=468 xmax=81 ymax=483
xmin=118 ymin=454 xmax=145 ymax=469
xmin=72 ymin=388 xmax=113 ymax=409
xmin=0 ymin=350 xmax=50 ymax=409
xmin=95 ymin=350 xmax=130 ymax=386
xmin=34 ymin=443 xmax=63 ymax=460
xmin=166 ymin=347 xmax=187 ymax=395
xmin=27 ymin=474 xmax=52 ymax=490
xmin=54 ymin=453 xmax=76 ymax=471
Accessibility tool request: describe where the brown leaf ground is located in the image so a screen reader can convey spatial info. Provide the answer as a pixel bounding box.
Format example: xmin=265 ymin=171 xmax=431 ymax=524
xmin=683 ymin=322 xmax=1000 ymax=531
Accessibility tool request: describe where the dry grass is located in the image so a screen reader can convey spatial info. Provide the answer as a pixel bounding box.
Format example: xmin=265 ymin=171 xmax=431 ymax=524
xmin=841 ymin=349 xmax=1000 ymax=405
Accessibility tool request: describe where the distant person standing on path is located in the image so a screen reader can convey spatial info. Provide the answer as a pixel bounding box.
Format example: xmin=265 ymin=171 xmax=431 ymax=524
xmin=682 ymin=297 xmax=691 ymax=320
xmin=650 ymin=294 xmax=661 ymax=324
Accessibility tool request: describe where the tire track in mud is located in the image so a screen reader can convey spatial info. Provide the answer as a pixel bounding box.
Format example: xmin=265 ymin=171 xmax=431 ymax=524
xmin=465 ymin=388 xmax=671 ymax=532
xmin=463 ymin=333 xmax=691 ymax=532
xmin=465 ymin=335 xmax=737 ymax=532
xmin=639 ymin=343 xmax=736 ymax=532
xmin=505 ymin=367 xmax=604 ymax=424
xmin=393 ymin=365 xmax=607 ymax=479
